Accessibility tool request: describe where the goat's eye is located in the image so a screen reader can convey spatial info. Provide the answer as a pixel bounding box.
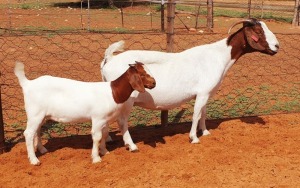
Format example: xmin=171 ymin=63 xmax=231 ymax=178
xmin=256 ymin=29 xmax=262 ymax=34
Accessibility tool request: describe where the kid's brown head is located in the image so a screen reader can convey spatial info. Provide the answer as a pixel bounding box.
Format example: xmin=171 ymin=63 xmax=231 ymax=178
xmin=110 ymin=61 xmax=156 ymax=104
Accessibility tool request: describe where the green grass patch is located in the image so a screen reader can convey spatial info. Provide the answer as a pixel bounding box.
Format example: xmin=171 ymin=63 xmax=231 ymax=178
xmin=214 ymin=8 xmax=248 ymax=18
xmin=176 ymin=4 xmax=197 ymax=12
xmin=172 ymin=5 xmax=292 ymax=23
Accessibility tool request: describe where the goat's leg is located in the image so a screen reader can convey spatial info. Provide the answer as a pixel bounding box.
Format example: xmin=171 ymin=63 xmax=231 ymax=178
xmin=99 ymin=125 xmax=110 ymax=156
xmin=118 ymin=115 xmax=138 ymax=152
xmin=24 ymin=116 xmax=44 ymax=165
xmin=105 ymin=134 xmax=113 ymax=143
xmin=117 ymin=103 xmax=138 ymax=152
xmin=101 ymin=123 xmax=112 ymax=143
xmin=198 ymin=105 xmax=211 ymax=136
xmin=190 ymin=95 xmax=209 ymax=144
xmin=91 ymin=120 xmax=106 ymax=163
xmin=35 ymin=125 xmax=48 ymax=154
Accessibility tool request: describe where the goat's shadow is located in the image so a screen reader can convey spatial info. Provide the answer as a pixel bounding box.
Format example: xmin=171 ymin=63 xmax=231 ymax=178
xmin=42 ymin=111 xmax=266 ymax=155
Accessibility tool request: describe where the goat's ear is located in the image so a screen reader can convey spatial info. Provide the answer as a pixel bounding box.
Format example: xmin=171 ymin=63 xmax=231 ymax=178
xmin=244 ymin=26 xmax=265 ymax=51
xmin=128 ymin=70 xmax=145 ymax=93
xmin=135 ymin=61 xmax=144 ymax=65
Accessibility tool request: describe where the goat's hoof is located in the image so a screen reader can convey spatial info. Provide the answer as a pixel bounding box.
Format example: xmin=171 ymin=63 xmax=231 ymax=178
xmin=100 ymin=150 xmax=110 ymax=156
xmin=39 ymin=147 xmax=48 ymax=154
xmin=202 ymin=130 xmax=211 ymax=136
xmin=190 ymin=137 xmax=200 ymax=144
xmin=92 ymin=156 xmax=102 ymax=163
xmin=30 ymin=158 xmax=41 ymax=166
xmin=130 ymin=149 xmax=139 ymax=153
xmin=129 ymin=145 xmax=139 ymax=152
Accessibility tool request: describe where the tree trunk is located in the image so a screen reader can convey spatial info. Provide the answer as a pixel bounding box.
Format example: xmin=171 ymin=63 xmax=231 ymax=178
xmin=292 ymin=0 xmax=300 ymax=26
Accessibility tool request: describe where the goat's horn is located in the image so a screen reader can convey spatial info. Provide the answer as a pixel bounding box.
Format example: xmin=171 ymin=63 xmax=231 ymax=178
xmin=228 ymin=19 xmax=256 ymax=34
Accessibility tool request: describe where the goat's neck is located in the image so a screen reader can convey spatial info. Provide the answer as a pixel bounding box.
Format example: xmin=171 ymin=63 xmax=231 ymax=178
xmin=110 ymin=72 xmax=134 ymax=104
xmin=227 ymin=29 xmax=250 ymax=61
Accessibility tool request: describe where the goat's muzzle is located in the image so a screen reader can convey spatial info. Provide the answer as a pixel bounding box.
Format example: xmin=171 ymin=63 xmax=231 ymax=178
xmin=263 ymin=48 xmax=277 ymax=56
xmin=146 ymin=79 xmax=156 ymax=89
xmin=267 ymin=44 xmax=279 ymax=56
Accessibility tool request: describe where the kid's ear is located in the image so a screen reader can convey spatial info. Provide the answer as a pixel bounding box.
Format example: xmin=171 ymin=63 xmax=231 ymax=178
xmin=127 ymin=68 xmax=145 ymax=93
xmin=129 ymin=73 xmax=145 ymax=93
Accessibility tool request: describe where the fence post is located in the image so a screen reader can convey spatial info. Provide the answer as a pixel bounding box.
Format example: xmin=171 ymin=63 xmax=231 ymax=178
xmin=161 ymin=0 xmax=165 ymax=32
xmin=166 ymin=0 xmax=175 ymax=52
xmin=161 ymin=0 xmax=175 ymax=126
xmin=87 ymin=0 xmax=90 ymax=31
xmin=292 ymin=0 xmax=300 ymax=26
xmin=247 ymin=0 xmax=252 ymax=18
xmin=121 ymin=6 xmax=124 ymax=27
xmin=0 ymin=84 xmax=5 ymax=154
xmin=299 ymin=2 xmax=300 ymax=26
xmin=261 ymin=0 xmax=264 ymax=18
xmin=207 ymin=0 xmax=213 ymax=29
xmin=195 ymin=3 xmax=201 ymax=29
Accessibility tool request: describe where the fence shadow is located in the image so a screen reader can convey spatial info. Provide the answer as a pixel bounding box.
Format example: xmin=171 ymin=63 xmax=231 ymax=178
xmin=3 ymin=130 xmax=24 ymax=153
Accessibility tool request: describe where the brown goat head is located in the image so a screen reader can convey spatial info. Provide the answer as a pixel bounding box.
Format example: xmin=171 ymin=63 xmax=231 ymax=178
xmin=227 ymin=18 xmax=279 ymax=59
xmin=127 ymin=62 xmax=156 ymax=93
xmin=110 ymin=62 xmax=156 ymax=104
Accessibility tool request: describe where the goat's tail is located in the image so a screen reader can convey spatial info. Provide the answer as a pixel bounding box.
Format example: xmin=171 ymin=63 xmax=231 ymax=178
xmin=101 ymin=40 xmax=125 ymax=69
xmin=14 ymin=61 xmax=28 ymax=87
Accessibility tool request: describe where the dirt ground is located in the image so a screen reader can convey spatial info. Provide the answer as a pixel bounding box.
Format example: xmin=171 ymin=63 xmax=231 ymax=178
xmin=0 ymin=113 xmax=300 ymax=187
xmin=1 ymin=3 xmax=300 ymax=188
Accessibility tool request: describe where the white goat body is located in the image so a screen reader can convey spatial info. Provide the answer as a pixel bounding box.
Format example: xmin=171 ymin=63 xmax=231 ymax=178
xmin=102 ymin=40 xmax=233 ymax=149
xmin=22 ymin=76 xmax=120 ymax=123
xmin=103 ymin=40 xmax=231 ymax=110
xmin=101 ymin=19 xmax=279 ymax=151
xmin=15 ymin=62 xmax=155 ymax=165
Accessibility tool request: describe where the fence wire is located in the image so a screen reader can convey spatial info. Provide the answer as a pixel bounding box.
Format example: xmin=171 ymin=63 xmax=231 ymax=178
xmin=1 ymin=0 xmax=297 ymax=33
xmin=0 ymin=0 xmax=299 ymax=143
xmin=1 ymin=31 xmax=299 ymax=142
xmin=0 ymin=0 xmax=165 ymax=32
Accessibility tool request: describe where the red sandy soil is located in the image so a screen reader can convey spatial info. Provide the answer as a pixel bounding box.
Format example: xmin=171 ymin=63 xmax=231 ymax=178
xmin=1 ymin=113 xmax=300 ymax=187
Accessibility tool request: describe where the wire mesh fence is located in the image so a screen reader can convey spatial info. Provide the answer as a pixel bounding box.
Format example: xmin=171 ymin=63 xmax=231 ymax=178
xmin=0 ymin=0 xmax=165 ymax=32
xmin=172 ymin=0 xmax=297 ymax=31
xmin=1 ymin=31 xmax=299 ymax=142
xmin=129 ymin=32 xmax=300 ymax=125
xmin=0 ymin=0 xmax=299 ymax=144
xmin=0 ymin=0 xmax=298 ymax=33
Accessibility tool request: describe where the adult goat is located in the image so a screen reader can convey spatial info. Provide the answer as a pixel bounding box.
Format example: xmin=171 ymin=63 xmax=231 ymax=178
xmin=101 ymin=18 xmax=279 ymax=151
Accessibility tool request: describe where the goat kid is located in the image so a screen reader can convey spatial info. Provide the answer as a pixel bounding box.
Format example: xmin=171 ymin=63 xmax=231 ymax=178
xmin=100 ymin=18 xmax=279 ymax=151
xmin=15 ymin=61 xmax=156 ymax=165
